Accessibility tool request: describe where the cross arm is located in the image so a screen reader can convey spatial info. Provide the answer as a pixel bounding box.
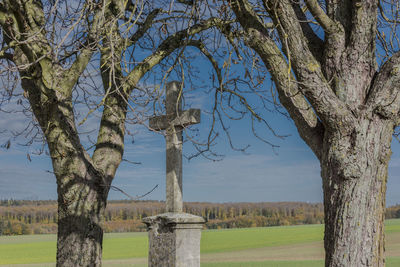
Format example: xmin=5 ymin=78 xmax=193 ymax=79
xmin=149 ymin=109 xmax=201 ymax=131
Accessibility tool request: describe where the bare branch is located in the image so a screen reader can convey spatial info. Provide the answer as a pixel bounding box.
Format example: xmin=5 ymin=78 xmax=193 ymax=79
xmin=304 ymin=0 xmax=343 ymax=34
xmin=60 ymin=4 xmax=104 ymax=93
xmin=129 ymin=8 xmax=162 ymax=45
xmin=290 ymin=1 xmax=323 ymax=61
xmin=263 ymin=0 xmax=355 ymax=132
xmin=230 ymin=0 xmax=324 ymax=159
xmin=124 ymin=17 xmax=234 ymax=91
xmin=110 ymin=184 xmax=158 ymax=200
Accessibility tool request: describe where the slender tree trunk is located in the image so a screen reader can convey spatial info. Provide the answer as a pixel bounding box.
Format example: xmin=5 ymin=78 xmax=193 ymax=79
xmin=321 ymin=117 xmax=393 ymax=267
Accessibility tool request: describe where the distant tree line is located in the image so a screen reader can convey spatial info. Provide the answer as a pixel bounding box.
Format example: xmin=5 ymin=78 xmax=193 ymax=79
xmin=386 ymin=204 xmax=400 ymax=219
xmin=0 ymin=200 xmax=398 ymax=235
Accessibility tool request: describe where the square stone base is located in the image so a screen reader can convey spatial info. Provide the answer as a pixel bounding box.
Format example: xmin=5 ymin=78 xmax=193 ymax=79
xmin=143 ymin=212 xmax=205 ymax=267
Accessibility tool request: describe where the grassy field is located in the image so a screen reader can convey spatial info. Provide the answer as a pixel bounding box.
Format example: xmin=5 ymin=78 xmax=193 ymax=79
xmin=0 ymin=219 xmax=399 ymax=266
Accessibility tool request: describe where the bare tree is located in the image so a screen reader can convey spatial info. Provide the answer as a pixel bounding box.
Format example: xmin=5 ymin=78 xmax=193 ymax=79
xmin=185 ymin=0 xmax=399 ymax=266
xmin=0 ymin=0 xmax=231 ymax=266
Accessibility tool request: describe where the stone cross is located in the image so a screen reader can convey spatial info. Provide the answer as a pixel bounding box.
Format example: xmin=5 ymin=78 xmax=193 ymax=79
xmin=149 ymin=81 xmax=200 ymax=213
xmin=144 ymin=81 xmax=204 ymax=267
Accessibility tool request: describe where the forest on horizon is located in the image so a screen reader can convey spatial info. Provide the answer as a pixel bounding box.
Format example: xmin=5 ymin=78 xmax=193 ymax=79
xmin=1 ymin=200 xmax=399 ymax=236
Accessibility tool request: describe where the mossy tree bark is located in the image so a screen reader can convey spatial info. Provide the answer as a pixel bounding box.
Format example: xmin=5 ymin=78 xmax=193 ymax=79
xmin=229 ymin=0 xmax=400 ymax=266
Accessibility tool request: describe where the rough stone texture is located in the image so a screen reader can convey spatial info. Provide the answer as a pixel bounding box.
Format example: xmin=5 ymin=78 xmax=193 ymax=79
xmin=149 ymin=109 xmax=201 ymax=131
xmin=143 ymin=212 xmax=205 ymax=267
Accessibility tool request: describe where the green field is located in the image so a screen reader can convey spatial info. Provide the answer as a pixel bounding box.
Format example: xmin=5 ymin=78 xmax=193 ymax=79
xmin=0 ymin=219 xmax=399 ymax=266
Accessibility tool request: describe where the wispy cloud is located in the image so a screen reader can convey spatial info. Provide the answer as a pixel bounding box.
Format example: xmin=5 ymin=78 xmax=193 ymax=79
xmin=0 ymin=164 xmax=56 ymax=200
xmin=0 ymin=100 xmax=33 ymax=144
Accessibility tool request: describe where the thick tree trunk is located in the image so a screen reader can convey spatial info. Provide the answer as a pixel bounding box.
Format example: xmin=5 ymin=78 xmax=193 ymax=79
xmin=321 ymin=117 xmax=393 ymax=267
xmin=55 ymin=166 xmax=108 ymax=267
xmin=31 ymin=90 xmax=111 ymax=267
xmin=56 ymin=195 xmax=106 ymax=267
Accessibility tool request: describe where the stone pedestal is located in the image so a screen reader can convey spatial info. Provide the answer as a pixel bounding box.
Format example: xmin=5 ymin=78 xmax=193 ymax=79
xmin=143 ymin=212 xmax=205 ymax=267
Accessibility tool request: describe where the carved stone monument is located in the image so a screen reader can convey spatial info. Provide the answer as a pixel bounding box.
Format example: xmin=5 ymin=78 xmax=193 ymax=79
xmin=143 ymin=81 xmax=205 ymax=267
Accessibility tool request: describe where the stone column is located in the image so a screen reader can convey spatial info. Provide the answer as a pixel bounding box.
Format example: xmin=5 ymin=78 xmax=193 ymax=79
xmin=143 ymin=212 xmax=205 ymax=267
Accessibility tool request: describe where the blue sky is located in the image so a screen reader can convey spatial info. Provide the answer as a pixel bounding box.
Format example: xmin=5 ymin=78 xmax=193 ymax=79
xmin=1 ymin=95 xmax=399 ymax=206
xmin=0 ymin=13 xmax=399 ymax=206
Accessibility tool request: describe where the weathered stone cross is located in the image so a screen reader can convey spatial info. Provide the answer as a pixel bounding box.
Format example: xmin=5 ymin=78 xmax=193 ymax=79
xmin=149 ymin=81 xmax=200 ymax=213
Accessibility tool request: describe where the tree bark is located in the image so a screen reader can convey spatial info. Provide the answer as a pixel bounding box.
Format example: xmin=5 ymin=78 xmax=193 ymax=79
xmin=20 ymin=71 xmax=110 ymax=266
xmin=43 ymin=99 xmax=109 ymax=267
xmin=47 ymin=110 xmax=109 ymax=267
xmin=56 ymin=170 xmax=107 ymax=267
xmin=321 ymin=117 xmax=393 ymax=267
